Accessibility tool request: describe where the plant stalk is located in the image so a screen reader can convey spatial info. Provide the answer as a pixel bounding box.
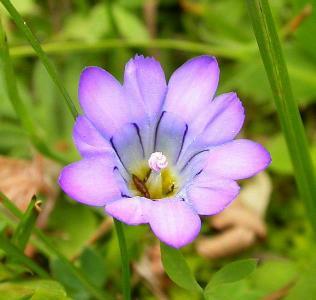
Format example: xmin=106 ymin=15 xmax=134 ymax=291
xmin=114 ymin=219 xmax=131 ymax=300
xmin=246 ymin=0 xmax=316 ymax=231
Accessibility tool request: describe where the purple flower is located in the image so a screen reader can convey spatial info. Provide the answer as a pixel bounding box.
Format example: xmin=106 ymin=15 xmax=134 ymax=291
xmin=59 ymin=55 xmax=271 ymax=248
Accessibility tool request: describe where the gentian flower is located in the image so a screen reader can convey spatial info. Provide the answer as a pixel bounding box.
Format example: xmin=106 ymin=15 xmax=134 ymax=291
xmin=59 ymin=55 xmax=271 ymax=248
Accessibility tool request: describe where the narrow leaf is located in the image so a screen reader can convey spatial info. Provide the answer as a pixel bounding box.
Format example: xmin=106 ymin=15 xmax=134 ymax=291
xmin=0 ymin=192 xmax=107 ymax=300
xmin=0 ymin=233 xmax=49 ymax=278
xmin=246 ymin=0 xmax=316 ymax=231
xmin=11 ymin=196 xmax=40 ymax=251
xmin=160 ymin=242 xmax=202 ymax=293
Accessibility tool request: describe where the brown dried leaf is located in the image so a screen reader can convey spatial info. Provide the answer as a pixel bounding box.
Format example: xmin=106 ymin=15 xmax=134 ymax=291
xmin=0 ymin=154 xmax=60 ymax=223
xmin=134 ymin=244 xmax=167 ymax=300
xmin=196 ymin=172 xmax=272 ymax=259
xmin=211 ymin=201 xmax=267 ymax=238
xmin=197 ymin=227 xmax=256 ymax=259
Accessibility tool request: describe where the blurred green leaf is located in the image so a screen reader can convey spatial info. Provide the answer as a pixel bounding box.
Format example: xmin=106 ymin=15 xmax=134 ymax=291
xmin=51 ymin=258 xmax=89 ymax=300
xmin=62 ymin=3 xmax=110 ymax=42
xmin=48 ymin=200 xmax=98 ymax=258
xmin=0 ymin=263 xmax=17 ymax=282
xmin=266 ymin=134 xmax=316 ymax=174
xmin=160 ymin=243 xmax=202 ymax=293
xmin=205 ymin=259 xmax=257 ymax=294
xmin=0 ymin=0 xmax=78 ymax=119
xmin=0 ymin=279 xmax=70 ymax=300
xmin=80 ymin=248 xmax=107 ymax=288
xmin=205 ymin=280 xmax=263 ymax=300
xmin=285 ymin=260 xmax=316 ymax=300
xmin=249 ymin=260 xmax=297 ymax=295
xmin=112 ymin=4 xmax=149 ymax=40
xmin=0 ymin=0 xmax=37 ymax=16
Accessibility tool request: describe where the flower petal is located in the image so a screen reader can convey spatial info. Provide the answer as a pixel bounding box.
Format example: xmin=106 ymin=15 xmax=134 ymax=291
xmin=105 ymin=196 xmax=152 ymax=225
xmin=123 ymin=55 xmax=167 ymax=123
xmin=164 ymin=56 xmax=219 ymax=123
xmin=204 ymin=139 xmax=271 ymax=180
xmin=189 ymin=92 xmax=245 ymax=147
xmin=73 ymin=116 xmax=113 ymax=157
xmin=111 ymin=122 xmax=147 ymax=174
xmin=149 ymin=198 xmax=201 ymax=248
xmin=154 ymin=111 xmax=188 ymax=165
xmin=187 ymin=175 xmax=240 ymax=215
xmin=59 ymin=156 xmax=121 ymax=206
xmin=79 ymin=66 xmax=128 ymax=138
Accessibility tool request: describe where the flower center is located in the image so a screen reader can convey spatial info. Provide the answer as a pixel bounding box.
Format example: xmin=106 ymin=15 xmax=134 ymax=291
xmin=129 ymin=152 xmax=179 ymax=200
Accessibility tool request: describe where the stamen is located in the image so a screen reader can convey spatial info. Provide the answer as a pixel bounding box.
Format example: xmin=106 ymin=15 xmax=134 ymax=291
xmin=148 ymin=152 xmax=168 ymax=172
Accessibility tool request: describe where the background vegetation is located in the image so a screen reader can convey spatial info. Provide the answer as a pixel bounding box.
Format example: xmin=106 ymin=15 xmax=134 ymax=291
xmin=0 ymin=0 xmax=315 ymax=299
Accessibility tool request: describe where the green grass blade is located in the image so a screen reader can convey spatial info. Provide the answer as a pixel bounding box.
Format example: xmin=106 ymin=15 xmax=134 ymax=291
xmin=0 ymin=192 xmax=107 ymax=300
xmin=0 ymin=20 xmax=69 ymax=165
xmin=0 ymin=0 xmax=78 ymax=119
xmin=246 ymin=0 xmax=316 ymax=231
xmin=114 ymin=219 xmax=131 ymax=300
xmin=8 ymin=39 xmax=255 ymax=60
xmin=11 ymin=196 xmax=40 ymax=251
xmin=0 ymin=233 xmax=49 ymax=278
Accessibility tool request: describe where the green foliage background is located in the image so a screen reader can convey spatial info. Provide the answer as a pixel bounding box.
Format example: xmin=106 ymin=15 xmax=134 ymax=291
xmin=0 ymin=0 xmax=316 ymax=299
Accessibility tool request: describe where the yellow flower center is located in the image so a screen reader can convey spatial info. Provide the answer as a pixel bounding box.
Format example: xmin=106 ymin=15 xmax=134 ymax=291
xmin=129 ymin=160 xmax=179 ymax=200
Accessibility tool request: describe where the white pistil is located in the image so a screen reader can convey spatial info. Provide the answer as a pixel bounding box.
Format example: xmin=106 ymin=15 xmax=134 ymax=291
xmin=148 ymin=152 xmax=168 ymax=172
xmin=147 ymin=152 xmax=168 ymax=198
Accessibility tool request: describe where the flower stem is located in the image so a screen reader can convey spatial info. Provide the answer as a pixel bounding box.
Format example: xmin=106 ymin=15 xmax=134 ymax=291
xmin=246 ymin=0 xmax=316 ymax=231
xmin=113 ymin=219 xmax=131 ymax=300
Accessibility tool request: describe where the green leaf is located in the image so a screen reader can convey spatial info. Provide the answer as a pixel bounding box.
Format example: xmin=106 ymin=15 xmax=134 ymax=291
xmin=285 ymin=260 xmax=316 ymax=300
xmin=0 ymin=279 xmax=70 ymax=300
xmin=47 ymin=200 xmax=98 ymax=258
xmin=11 ymin=196 xmax=40 ymax=251
xmin=205 ymin=280 xmax=263 ymax=300
xmin=205 ymin=259 xmax=258 ymax=294
xmin=160 ymin=242 xmax=202 ymax=293
xmin=112 ymin=4 xmax=149 ymax=40
xmin=62 ymin=3 xmax=110 ymax=42
xmin=80 ymin=248 xmax=107 ymax=288
xmin=248 ymin=260 xmax=297 ymax=295
xmin=266 ymin=134 xmax=316 ymax=175
xmin=51 ymin=258 xmax=89 ymax=300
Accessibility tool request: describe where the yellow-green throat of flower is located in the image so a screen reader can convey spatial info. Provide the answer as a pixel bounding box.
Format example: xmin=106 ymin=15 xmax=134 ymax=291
xmin=129 ymin=152 xmax=179 ymax=199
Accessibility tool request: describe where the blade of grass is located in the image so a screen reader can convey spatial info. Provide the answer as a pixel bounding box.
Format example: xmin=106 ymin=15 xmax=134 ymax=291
xmin=0 ymin=233 xmax=49 ymax=278
xmin=8 ymin=39 xmax=255 ymax=59
xmin=0 ymin=20 xmax=69 ymax=165
xmin=114 ymin=219 xmax=131 ymax=300
xmin=0 ymin=0 xmax=78 ymax=119
xmin=11 ymin=196 xmax=40 ymax=251
xmin=246 ymin=0 xmax=316 ymax=231
xmin=0 ymin=192 xmax=108 ymax=300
